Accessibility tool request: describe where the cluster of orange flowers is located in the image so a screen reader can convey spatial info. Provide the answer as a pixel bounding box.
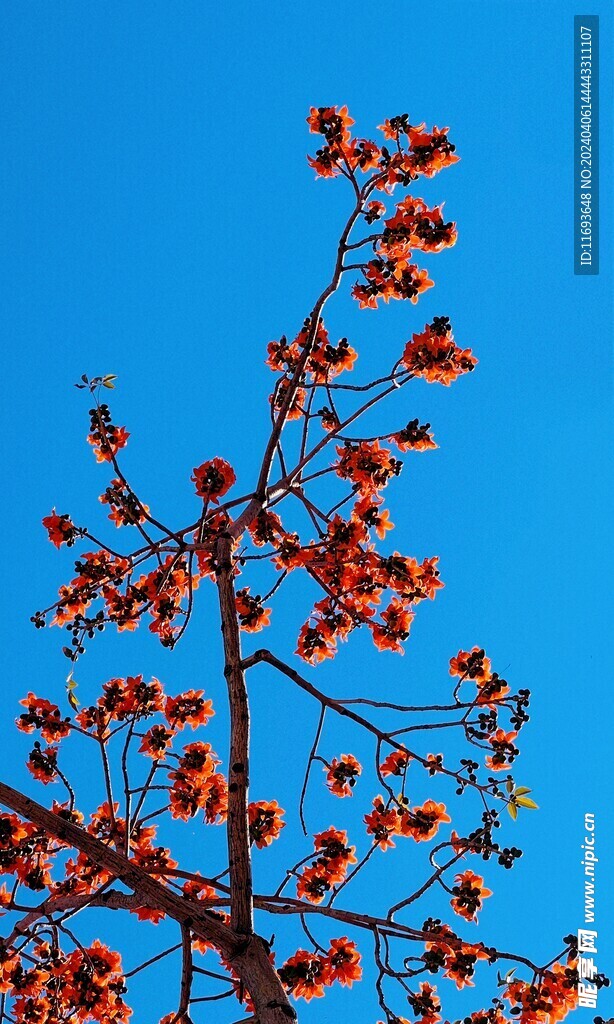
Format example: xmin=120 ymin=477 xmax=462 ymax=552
xmin=485 ymin=728 xmax=519 ymax=772
xmin=449 ymin=647 xmax=511 ymax=704
xmin=17 ymin=678 xmax=230 ymax=832
xmin=504 ymin=962 xmax=580 ymax=1024
xmin=87 ymin=403 xmax=130 ymax=464
xmin=352 ymin=193 xmax=457 ymax=310
xmin=167 ymin=741 xmax=228 ymax=823
xmin=402 ymin=317 xmax=478 ymax=385
xmin=422 ymin=920 xmax=491 ymax=989
xmin=265 ymin=318 xmax=359 ymax=419
xmin=0 ymin=810 xmax=60 ymax=893
xmin=307 ymin=105 xmax=458 ymax=186
xmin=380 ymin=196 xmax=458 ymax=258
xmin=278 ymin=937 xmax=361 ymax=1001
xmin=335 ymin=440 xmax=403 ymax=494
xmin=365 ymin=796 xmax=451 ymax=850
xmin=305 ymin=107 xmax=459 ymax=309
xmin=99 ymin=478 xmax=148 ymax=528
xmin=48 ymin=549 xmax=197 ymax=645
xmin=296 ymin=827 xmax=356 ymax=904
xmin=352 ymin=260 xmax=434 ymax=309
xmin=0 ymin=939 xmax=130 ymax=1023
xmin=281 ymin=483 xmax=443 ymax=661
xmin=267 ymin=319 xmax=357 ymax=382
xmin=50 ymin=549 xmax=129 ymax=627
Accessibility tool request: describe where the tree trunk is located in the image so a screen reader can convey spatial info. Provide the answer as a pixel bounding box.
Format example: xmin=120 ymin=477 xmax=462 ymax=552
xmin=215 ymin=533 xmax=253 ymax=937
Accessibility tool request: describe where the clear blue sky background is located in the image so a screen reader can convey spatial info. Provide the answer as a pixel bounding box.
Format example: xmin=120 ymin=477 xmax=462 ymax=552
xmin=1 ymin=2 xmax=612 ymax=1022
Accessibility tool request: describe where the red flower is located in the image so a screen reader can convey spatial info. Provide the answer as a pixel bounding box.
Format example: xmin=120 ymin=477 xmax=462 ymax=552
xmin=191 ymin=457 xmax=236 ymax=503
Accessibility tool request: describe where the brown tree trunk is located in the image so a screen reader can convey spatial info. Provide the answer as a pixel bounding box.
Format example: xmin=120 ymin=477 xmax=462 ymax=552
xmin=215 ymin=533 xmax=253 ymax=937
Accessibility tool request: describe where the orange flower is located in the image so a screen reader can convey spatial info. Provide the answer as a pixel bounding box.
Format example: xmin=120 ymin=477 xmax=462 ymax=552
xmin=352 ymin=495 xmax=394 ymax=539
xmin=131 ymin=905 xmax=166 ymax=924
xmin=235 ymin=587 xmax=271 ymax=632
xmin=425 ymin=753 xmax=444 ymax=775
xmin=364 ymin=795 xmax=399 ymax=850
xmin=17 ymin=693 xmax=71 ymax=743
xmin=270 ymin=378 xmax=306 ymax=420
xmin=248 ymin=800 xmax=285 ymax=848
xmin=504 ymin=963 xmax=579 ymax=1024
xmin=353 ymin=261 xmax=434 ymax=309
xmin=408 ymin=981 xmax=442 ymax=1024
xmin=325 ymin=754 xmax=362 ymax=797
xmin=138 ymin=724 xmax=175 ymax=759
xmin=191 ymin=457 xmax=236 ymax=503
xmin=99 ymin=478 xmax=149 ymax=528
xmin=42 ymin=510 xmax=78 ymax=549
xmin=392 ymin=418 xmax=437 ymax=452
xmin=247 ymin=510 xmax=283 ymax=547
xmin=451 ymin=870 xmax=492 ymax=922
xmin=449 ymin=647 xmax=492 ymax=681
xmin=296 ymin=864 xmax=333 ymax=904
xmin=399 ymin=800 xmax=451 ymax=842
xmin=297 ymin=827 xmax=357 ymax=902
xmin=485 ymin=729 xmax=518 ymax=771
xmin=335 ymin=440 xmax=402 ymax=496
xmin=296 ymin=620 xmax=336 ymax=664
xmin=371 ymin=598 xmax=414 ymax=653
xmin=402 ymin=318 xmax=476 ymax=385
xmin=279 ymin=949 xmax=331 ymax=1001
xmin=87 ymin=406 xmax=130 ymax=462
xmin=165 ymin=690 xmax=214 ymax=730
xmin=307 ymin=105 xmax=354 ymax=141
xmin=364 ymin=199 xmax=386 ymax=223
xmin=27 ymin=744 xmax=59 ymax=784
xmin=326 ymin=938 xmax=362 ymax=987
xmin=380 ymin=748 xmax=411 ymax=777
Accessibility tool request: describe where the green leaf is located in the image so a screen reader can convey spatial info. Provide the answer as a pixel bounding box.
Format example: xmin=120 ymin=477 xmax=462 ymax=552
xmin=507 ymin=801 xmax=518 ymax=820
xmin=514 ymin=786 xmax=532 ymax=796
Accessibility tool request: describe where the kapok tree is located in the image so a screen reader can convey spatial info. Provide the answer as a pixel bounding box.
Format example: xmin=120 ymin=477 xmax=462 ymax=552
xmin=0 ymin=107 xmax=598 ymax=1024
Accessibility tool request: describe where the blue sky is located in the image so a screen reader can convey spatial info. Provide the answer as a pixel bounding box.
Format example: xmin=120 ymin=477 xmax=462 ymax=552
xmin=1 ymin=2 xmax=612 ymax=1022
